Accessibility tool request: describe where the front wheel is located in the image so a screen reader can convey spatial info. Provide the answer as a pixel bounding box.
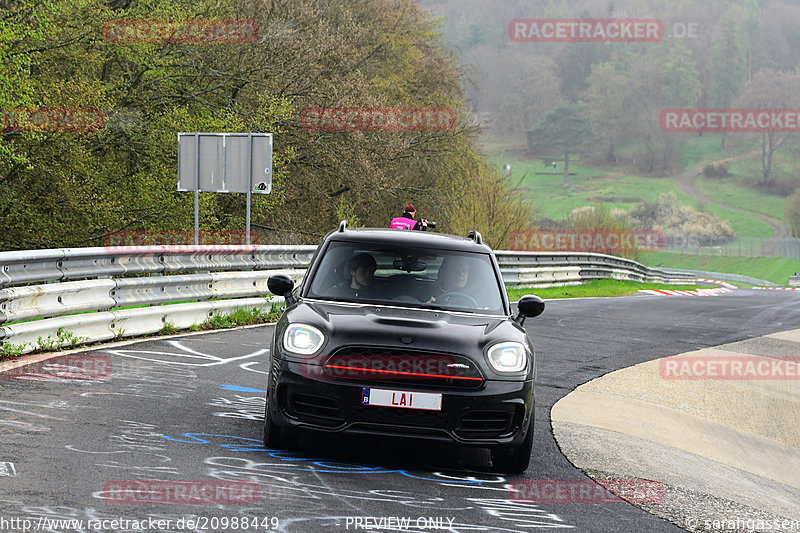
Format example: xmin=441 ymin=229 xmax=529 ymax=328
xmin=263 ymin=400 xmax=285 ymax=449
xmin=490 ymin=416 xmax=534 ymax=474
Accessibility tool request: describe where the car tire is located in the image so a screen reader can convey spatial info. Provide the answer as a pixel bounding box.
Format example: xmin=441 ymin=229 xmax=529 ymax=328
xmin=263 ymin=400 xmax=285 ymax=449
xmin=490 ymin=416 xmax=534 ymax=474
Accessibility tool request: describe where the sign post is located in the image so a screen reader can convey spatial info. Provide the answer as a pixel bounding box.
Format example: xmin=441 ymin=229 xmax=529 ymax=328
xmin=178 ymin=133 xmax=272 ymax=245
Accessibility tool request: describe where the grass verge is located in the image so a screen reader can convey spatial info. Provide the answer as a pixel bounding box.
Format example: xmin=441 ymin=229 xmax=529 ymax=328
xmin=484 ymin=133 xmax=789 ymax=238
xmin=507 ymin=279 xmax=701 ymax=300
xmin=678 ymin=134 xmax=725 ymax=167
xmin=696 ymin=175 xmax=786 ymax=222
xmin=639 ymin=252 xmax=800 ymax=285
xmin=188 ymin=305 xmax=282 ymax=331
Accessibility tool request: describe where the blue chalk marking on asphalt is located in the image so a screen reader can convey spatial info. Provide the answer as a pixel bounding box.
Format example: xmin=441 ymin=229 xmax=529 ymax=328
xmin=161 ymin=433 xmax=265 ymax=452
xmin=221 ymin=384 xmax=266 ymax=393
xmin=159 ymin=432 xmax=488 ymax=482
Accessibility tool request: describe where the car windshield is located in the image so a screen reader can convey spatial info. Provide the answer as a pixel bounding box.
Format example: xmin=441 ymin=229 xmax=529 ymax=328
xmin=306 ymin=241 xmax=505 ymax=314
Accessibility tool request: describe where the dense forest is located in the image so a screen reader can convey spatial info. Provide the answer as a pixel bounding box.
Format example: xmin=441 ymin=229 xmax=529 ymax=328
xmin=4 ymin=0 xmax=800 ymax=250
xmin=421 ymin=0 xmax=800 ymax=177
xmin=0 ymin=0 xmax=530 ymax=250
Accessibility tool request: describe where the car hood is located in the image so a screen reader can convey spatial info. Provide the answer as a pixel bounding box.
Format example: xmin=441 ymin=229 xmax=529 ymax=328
xmin=276 ymin=299 xmax=532 ymax=379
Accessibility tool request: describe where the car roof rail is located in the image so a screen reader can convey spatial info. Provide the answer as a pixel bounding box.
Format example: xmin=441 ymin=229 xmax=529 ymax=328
xmin=467 ymin=230 xmax=482 ymax=244
xmin=338 ymin=220 xmax=348 ymax=232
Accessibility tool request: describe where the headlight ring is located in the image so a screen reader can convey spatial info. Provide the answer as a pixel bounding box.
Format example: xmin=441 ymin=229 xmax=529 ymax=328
xmin=282 ymin=323 xmax=325 ymax=356
xmin=486 ymin=341 xmax=528 ymax=373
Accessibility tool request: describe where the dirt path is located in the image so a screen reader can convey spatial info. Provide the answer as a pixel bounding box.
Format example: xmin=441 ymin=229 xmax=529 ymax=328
xmin=672 ymin=151 xmax=792 ymax=239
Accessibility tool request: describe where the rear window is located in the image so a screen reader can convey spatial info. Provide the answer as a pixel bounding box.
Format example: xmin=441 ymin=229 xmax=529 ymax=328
xmin=306 ymin=241 xmax=505 ymax=314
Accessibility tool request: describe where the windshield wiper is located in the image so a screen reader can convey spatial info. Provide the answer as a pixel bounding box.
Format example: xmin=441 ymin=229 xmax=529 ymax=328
xmin=416 ymin=303 xmax=475 ymax=313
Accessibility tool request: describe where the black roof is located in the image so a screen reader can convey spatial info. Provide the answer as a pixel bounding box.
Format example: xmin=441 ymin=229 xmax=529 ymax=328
xmin=325 ymin=227 xmax=493 ymax=253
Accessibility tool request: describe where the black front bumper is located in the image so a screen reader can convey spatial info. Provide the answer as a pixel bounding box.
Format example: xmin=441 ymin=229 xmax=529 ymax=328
xmin=267 ymin=357 xmax=533 ymax=446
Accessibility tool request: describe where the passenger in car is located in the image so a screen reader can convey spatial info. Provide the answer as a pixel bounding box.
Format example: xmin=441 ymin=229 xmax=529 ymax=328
xmin=329 ymin=253 xmax=378 ymax=299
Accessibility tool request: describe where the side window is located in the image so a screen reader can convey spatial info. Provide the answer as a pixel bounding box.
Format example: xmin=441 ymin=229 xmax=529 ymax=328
xmin=308 ymin=245 xmax=364 ymax=297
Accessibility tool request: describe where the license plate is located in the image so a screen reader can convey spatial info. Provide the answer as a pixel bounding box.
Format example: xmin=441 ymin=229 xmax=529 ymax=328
xmin=361 ymin=387 xmax=442 ymax=411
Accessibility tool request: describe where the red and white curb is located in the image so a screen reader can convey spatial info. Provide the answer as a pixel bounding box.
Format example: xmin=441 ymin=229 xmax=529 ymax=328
xmin=752 ymin=286 xmax=800 ymax=291
xmin=694 ymin=278 xmax=737 ymax=289
xmin=639 ymin=278 xmax=736 ymax=297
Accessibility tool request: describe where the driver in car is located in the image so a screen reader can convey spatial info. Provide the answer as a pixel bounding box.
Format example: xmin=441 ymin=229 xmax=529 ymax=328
xmin=429 ymin=256 xmax=475 ymax=306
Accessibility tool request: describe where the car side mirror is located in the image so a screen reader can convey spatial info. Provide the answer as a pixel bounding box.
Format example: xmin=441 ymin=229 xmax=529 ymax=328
xmin=268 ymin=274 xmax=297 ymax=306
xmin=514 ymin=294 xmax=545 ymax=325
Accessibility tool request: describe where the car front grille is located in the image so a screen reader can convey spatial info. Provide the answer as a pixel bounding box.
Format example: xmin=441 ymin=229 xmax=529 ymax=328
xmin=454 ymin=409 xmax=515 ymax=438
xmin=287 ymin=392 xmax=344 ymax=427
xmin=349 ymin=404 xmax=451 ymax=428
xmin=324 ymin=346 xmax=484 ymax=390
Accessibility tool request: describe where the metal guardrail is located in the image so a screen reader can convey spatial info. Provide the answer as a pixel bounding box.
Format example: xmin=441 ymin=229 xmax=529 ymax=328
xmin=0 ymin=245 xmax=314 ymax=354
xmin=0 ymin=245 xmax=314 ymax=287
xmin=0 ymin=245 xmax=699 ymax=355
xmin=494 ymin=251 xmax=696 ymax=287
xmin=661 ymin=268 xmax=776 ymax=287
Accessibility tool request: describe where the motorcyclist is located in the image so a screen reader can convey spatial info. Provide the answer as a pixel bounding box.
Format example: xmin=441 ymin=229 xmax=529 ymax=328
xmin=389 ymin=203 xmax=427 ymax=230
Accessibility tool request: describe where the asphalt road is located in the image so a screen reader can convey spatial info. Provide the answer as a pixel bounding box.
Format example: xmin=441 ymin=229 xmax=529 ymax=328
xmin=1 ymin=289 xmax=798 ymax=533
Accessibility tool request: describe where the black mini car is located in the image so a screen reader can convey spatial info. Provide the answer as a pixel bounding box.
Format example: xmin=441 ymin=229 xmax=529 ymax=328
xmin=265 ymin=221 xmax=544 ymax=473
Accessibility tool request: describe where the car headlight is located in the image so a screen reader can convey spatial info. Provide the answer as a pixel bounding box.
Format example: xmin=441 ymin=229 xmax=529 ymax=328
xmin=487 ymin=341 xmax=528 ymax=373
xmin=283 ymin=323 xmax=325 ymax=356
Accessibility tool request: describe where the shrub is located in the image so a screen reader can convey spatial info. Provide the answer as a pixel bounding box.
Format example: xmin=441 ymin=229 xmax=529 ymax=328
xmin=568 ymin=205 xmax=631 ymax=231
xmin=564 ymin=205 xmax=641 ymax=261
xmin=0 ymin=342 xmax=28 ymax=360
xmin=36 ymin=327 xmax=89 ymax=352
xmin=703 ymin=164 xmax=730 ymax=178
xmin=159 ymin=322 xmax=178 ymax=335
xmin=629 ymin=192 xmax=735 ymax=238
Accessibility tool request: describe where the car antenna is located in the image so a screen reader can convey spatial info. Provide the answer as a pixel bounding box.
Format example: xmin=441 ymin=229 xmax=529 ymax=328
xmin=467 ymin=230 xmax=482 ymax=244
xmin=338 ymin=220 xmax=348 ymax=232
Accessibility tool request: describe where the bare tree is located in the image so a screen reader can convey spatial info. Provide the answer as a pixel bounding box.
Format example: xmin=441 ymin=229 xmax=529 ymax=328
xmin=736 ymin=69 xmax=800 ymax=183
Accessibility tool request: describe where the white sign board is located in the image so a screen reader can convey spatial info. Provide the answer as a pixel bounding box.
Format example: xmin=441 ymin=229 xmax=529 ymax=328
xmin=177 ymin=133 xmax=272 ymax=194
